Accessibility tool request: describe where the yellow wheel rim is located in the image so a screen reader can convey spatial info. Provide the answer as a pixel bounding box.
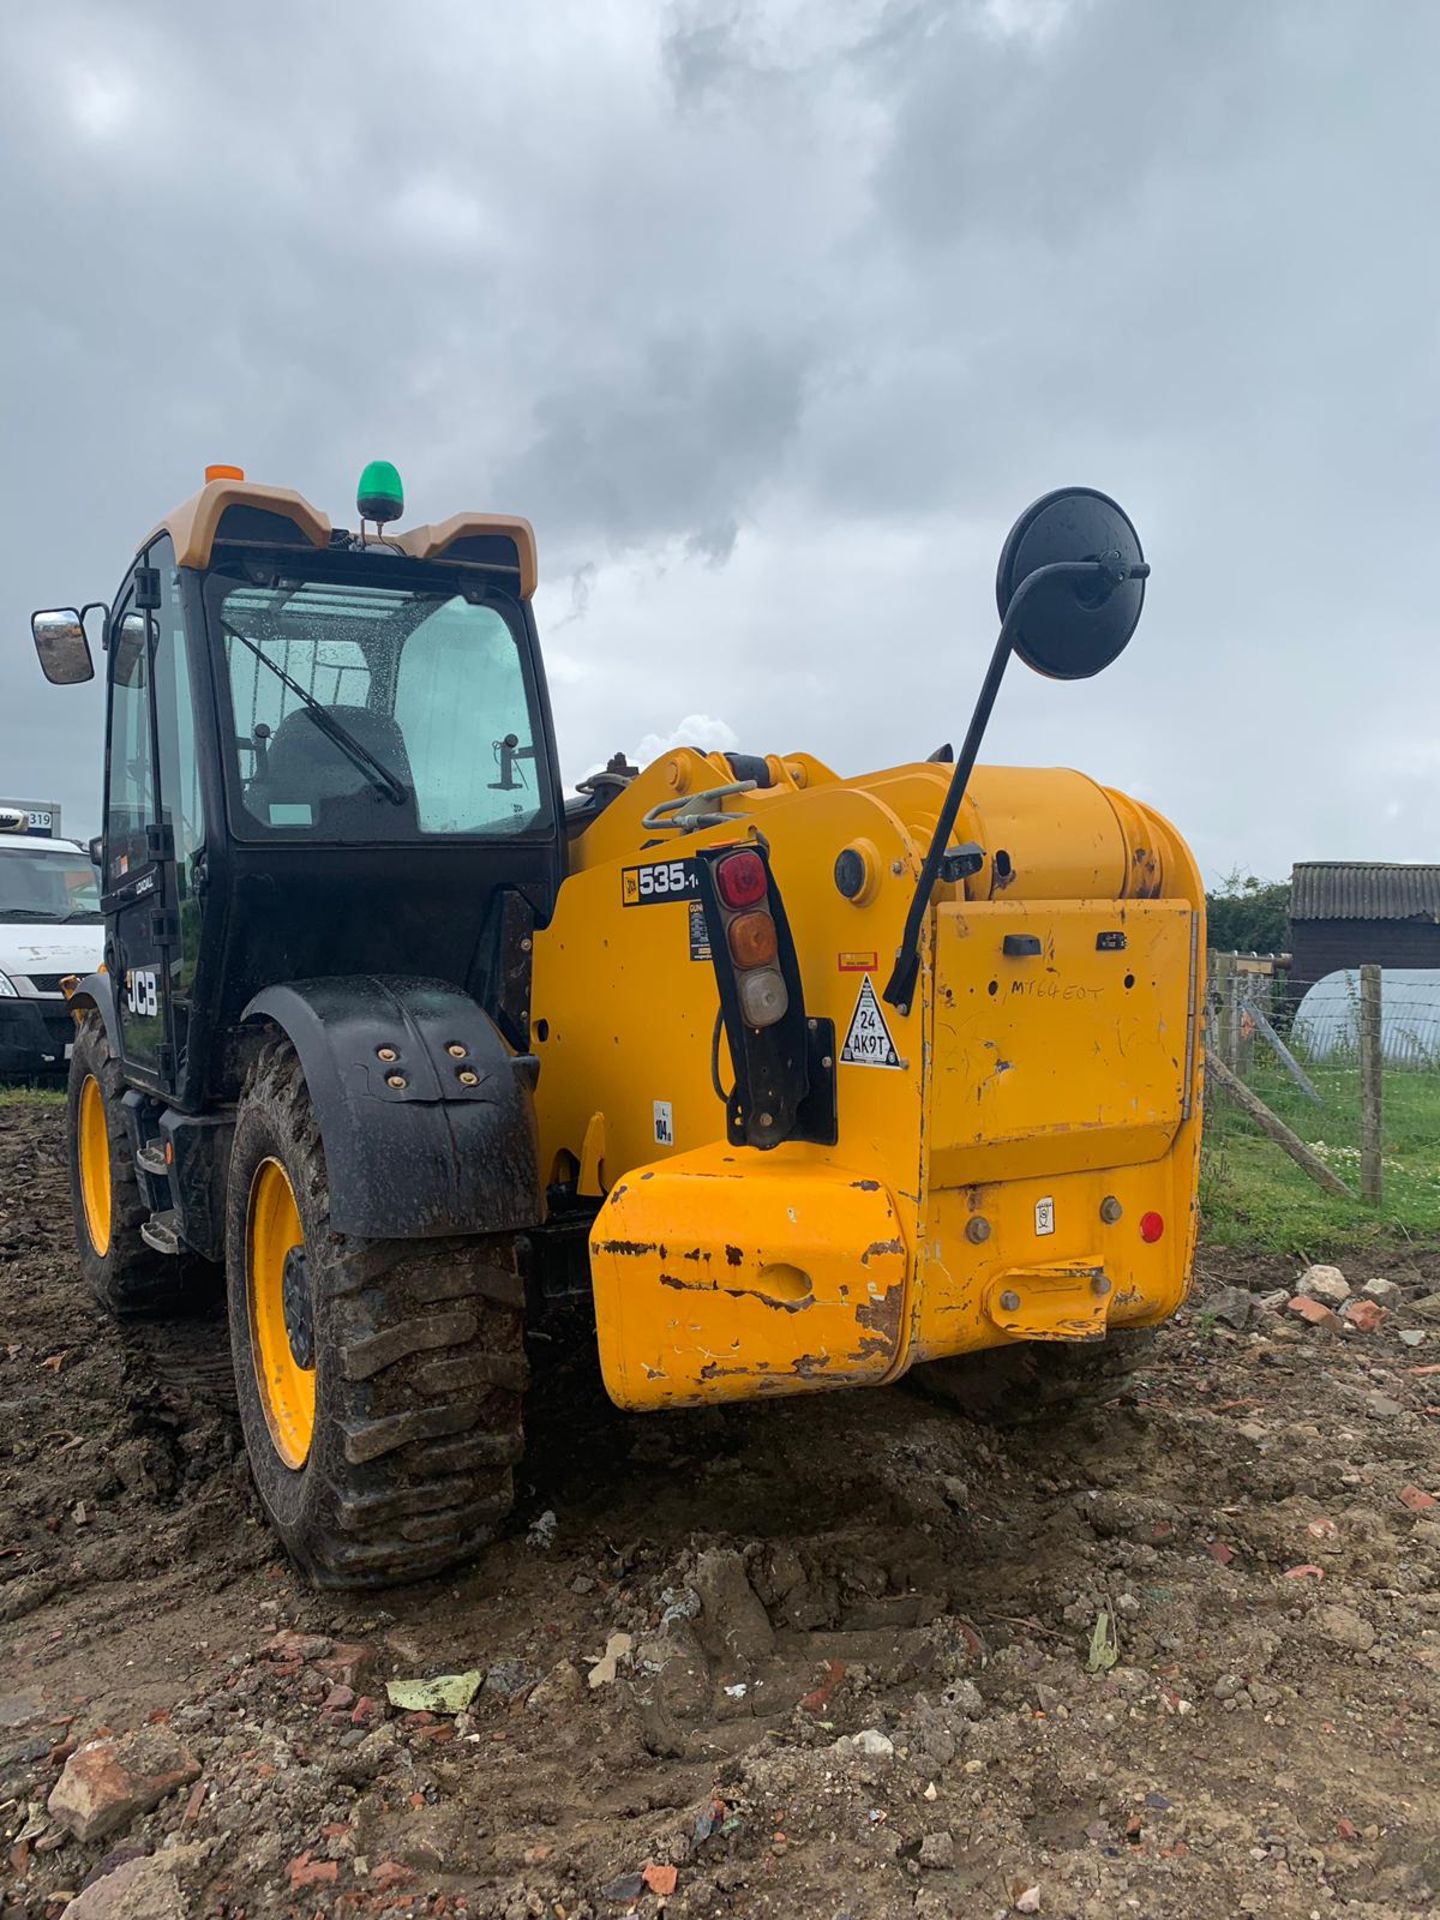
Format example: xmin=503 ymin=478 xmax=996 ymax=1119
xmin=246 ymin=1158 xmax=316 ymax=1470
xmin=77 ymin=1075 xmax=112 ymax=1258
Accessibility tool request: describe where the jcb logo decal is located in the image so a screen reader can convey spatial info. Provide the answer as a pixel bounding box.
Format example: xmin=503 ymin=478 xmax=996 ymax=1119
xmin=621 ymin=858 xmax=701 ymax=906
xmin=125 ymin=969 xmax=159 ymax=1018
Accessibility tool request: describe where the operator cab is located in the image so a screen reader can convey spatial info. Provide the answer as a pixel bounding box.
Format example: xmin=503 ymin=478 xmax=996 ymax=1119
xmin=32 ymin=465 xmax=565 ymax=1115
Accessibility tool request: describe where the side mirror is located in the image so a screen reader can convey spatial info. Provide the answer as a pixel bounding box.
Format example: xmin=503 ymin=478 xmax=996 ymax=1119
xmin=995 ymin=486 xmax=1146 ymax=680
xmin=32 ymin=609 xmax=96 ymax=686
xmin=88 ymin=835 xmax=104 ymax=869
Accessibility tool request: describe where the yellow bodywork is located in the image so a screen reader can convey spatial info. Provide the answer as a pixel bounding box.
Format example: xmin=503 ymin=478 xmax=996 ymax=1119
xmin=530 ymin=749 xmax=1203 ymax=1411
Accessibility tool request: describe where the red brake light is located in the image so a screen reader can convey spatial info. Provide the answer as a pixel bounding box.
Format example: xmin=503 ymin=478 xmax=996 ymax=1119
xmin=1139 ymin=1211 xmax=1165 ymax=1244
xmin=716 ymin=850 xmax=767 ymax=909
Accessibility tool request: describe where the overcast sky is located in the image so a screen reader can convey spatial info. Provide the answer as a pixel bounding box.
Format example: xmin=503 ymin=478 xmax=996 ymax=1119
xmin=2 ymin=0 xmax=1435 ymax=884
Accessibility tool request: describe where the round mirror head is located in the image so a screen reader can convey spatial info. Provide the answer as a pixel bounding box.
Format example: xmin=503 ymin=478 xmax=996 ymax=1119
xmin=995 ymin=487 xmax=1145 ymax=680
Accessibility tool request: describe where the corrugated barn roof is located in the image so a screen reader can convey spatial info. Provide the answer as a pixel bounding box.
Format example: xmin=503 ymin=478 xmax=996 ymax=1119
xmin=1291 ymin=862 xmax=1440 ymax=923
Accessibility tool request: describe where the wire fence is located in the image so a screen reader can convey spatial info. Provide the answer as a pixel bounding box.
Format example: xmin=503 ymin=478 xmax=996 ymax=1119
xmin=1204 ymin=954 xmax=1440 ymax=1222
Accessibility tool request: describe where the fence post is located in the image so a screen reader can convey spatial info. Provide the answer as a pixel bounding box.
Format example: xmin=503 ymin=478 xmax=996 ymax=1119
xmin=1359 ymin=963 xmax=1383 ymax=1206
xmin=1212 ymin=952 xmax=1237 ymax=1069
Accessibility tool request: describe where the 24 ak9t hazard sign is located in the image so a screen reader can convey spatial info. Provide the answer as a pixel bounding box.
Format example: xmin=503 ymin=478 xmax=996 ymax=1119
xmin=840 ymin=974 xmax=900 ymax=1069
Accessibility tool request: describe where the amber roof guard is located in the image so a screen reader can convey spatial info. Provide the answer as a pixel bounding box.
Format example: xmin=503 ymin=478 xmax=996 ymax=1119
xmin=146 ymin=481 xmax=538 ymax=599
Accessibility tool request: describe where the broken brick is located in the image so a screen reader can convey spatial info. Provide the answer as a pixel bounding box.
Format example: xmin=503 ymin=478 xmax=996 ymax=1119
xmin=1343 ymin=1299 xmax=1389 ymax=1334
xmin=1288 ymin=1296 xmax=1341 ymax=1331
xmin=289 ymin=1852 xmax=340 ymax=1890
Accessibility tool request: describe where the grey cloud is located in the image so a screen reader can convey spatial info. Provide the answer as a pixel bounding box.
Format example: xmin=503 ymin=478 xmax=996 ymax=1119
xmin=1 ymin=0 xmax=1436 ymax=883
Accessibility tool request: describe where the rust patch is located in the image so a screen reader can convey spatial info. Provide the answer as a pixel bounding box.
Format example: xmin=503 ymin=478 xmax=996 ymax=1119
xmin=860 ymin=1237 xmax=905 ymax=1264
xmin=727 ymin=1288 xmax=811 ymax=1314
xmin=855 ymin=1283 xmax=903 ymax=1346
xmin=850 ymin=1179 xmax=881 ymax=1191
xmin=682 ymin=1247 xmax=704 ymax=1262
xmin=790 ymin=1351 xmax=833 ymax=1378
xmin=596 ymin=1238 xmax=658 ymax=1258
xmin=724 ymin=1244 xmax=744 ymax=1267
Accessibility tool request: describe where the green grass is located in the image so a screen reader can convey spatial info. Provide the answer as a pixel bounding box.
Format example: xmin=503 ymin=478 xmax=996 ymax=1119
xmin=0 ymin=1084 xmax=65 ymax=1108
xmin=1202 ymin=1054 xmax=1440 ymax=1258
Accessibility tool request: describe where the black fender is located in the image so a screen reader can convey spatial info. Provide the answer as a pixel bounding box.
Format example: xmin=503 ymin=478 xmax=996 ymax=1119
xmin=66 ymin=971 xmax=120 ymax=1053
xmin=242 ymin=975 xmax=541 ymax=1241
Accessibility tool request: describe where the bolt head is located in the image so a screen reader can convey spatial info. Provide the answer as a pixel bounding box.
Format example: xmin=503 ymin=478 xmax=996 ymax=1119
xmin=376 ymin=1045 xmax=398 ymax=1063
xmin=1092 ymin=1274 xmax=1112 ymax=1297
xmin=386 ymin=1073 xmax=407 ymax=1089
xmin=999 ymin=1288 xmax=1022 ymax=1313
xmin=446 ymin=1042 xmax=466 ymax=1058
xmin=458 ymin=1069 xmax=479 ymax=1086
xmin=1100 ymin=1195 xmax=1123 ymax=1224
xmin=966 ymin=1216 xmax=991 ymax=1244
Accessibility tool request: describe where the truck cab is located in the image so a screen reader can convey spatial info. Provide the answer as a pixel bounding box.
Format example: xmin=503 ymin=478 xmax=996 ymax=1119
xmin=0 ymin=825 xmax=104 ymax=1079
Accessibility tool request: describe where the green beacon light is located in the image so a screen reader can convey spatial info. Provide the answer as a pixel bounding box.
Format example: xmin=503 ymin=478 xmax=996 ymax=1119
xmin=357 ymin=459 xmax=404 ymax=533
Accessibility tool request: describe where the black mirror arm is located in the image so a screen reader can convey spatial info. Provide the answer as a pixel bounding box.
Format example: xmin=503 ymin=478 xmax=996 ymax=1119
xmin=882 ymin=557 xmax=1143 ymax=1012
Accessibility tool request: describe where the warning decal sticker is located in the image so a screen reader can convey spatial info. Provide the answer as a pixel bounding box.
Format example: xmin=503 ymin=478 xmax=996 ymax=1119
xmin=840 ymin=974 xmax=901 ymax=1069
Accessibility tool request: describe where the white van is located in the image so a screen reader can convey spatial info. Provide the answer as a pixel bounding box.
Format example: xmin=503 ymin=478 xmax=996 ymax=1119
xmin=0 ymin=829 xmax=104 ymax=1078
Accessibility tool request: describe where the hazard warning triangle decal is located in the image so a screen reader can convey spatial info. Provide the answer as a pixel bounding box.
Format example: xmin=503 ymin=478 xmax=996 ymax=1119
xmin=840 ymin=973 xmax=901 ymax=1068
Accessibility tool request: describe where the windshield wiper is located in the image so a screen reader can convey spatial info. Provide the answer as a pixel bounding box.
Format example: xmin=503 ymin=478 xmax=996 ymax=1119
xmin=222 ymin=621 xmax=408 ymax=807
xmin=0 ymin=907 xmax=67 ymax=922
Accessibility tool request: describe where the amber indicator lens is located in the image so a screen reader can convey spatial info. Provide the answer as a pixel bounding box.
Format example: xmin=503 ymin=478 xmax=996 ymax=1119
xmin=727 ymin=910 xmax=778 ymax=969
xmin=716 ymin=849 xmax=767 ymax=909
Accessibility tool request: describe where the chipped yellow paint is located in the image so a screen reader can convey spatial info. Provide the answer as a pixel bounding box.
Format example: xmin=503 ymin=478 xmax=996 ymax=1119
xmin=531 ymin=751 xmax=1205 ymax=1411
xmin=587 ymin=1142 xmax=909 ymax=1410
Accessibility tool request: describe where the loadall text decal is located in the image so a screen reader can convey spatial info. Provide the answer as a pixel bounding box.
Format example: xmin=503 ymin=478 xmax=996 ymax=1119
xmin=840 ymin=975 xmax=901 ymax=1069
xmin=621 ymin=858 xmax=702 ymax=906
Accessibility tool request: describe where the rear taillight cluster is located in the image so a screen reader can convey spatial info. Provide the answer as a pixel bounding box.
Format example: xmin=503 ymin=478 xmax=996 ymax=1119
xmin=715 ymin=850 xmax=788 ymax=1028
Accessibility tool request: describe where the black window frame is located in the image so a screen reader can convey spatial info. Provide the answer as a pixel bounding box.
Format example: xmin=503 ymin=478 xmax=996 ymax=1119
xmin=201 ymin=551 xmax=561 ymax=850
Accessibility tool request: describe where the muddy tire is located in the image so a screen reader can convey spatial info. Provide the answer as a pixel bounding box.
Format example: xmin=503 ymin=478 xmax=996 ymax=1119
xmin=908 ymin=1329 xmax=1159 ymax=1427
xmin=226 ymin=1036 xmax=527 ymax=1588
xmin=67 ymin=1012 xmax=190 ymax=1316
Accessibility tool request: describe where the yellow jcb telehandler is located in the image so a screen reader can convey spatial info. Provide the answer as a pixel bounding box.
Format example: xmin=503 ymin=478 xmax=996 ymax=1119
xmin=31 ymin=464 xmax=1202 ymax=1586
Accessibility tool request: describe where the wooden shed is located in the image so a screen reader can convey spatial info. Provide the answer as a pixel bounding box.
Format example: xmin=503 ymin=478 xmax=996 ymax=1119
xmin=1289 ymin=862 xmax=1440 ymax=1000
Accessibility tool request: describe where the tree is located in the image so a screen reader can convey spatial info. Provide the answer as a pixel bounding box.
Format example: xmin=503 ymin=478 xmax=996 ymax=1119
xmin=1205 ymin=869 xmax=1291 ymax=954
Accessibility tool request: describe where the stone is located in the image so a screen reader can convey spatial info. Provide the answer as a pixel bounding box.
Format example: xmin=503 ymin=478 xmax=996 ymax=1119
xmin=918 ymin=1830 xmax=956 ymax=1870
xmin=0 ymin=1692 xmax=43 ymax=1730
xmin=1287 ymin=1296 xmax=1340 ymax=1332
xmin=1409 ymin=1294 xmax=1440 ymax=1322
xmin=1297 ymin=1264 xmax=1350 ymax=1306
xmin=527 ymin=1661 xmax=585 ymax=1713
xmin=1343 ymin=1299 xmax=1389 ymax=1334
xmin=1313 ymin=1604 xmax=1377 ymax=1653
xmin=1207 ymin=1286 xmax=1255 ymax=1330
xmin=1362 ymin=1277 xmax=1404 ymax=1307
xmin=1015 ymin=1887 xmax=1042 ymax=1914
xmin=835 ymin=1727 xmax=895 ymax=1759
xmin=65 ymin=1843 xmax=209 ymax=1920
xmin=692 ymin=1549 xmax=775 ymax=1664
xmin=1213 ymin=1673 xmax=1245 ymax=1701
xmin=942 ymin=1678 xmax=985 ymax=1718
xmin=1257 ymin=1289 xmax=1290 ymax=1314
xmin=1364 ymin=1392 xmax=1404 ymax=1419
xmin=1399 ymin=1329 xmax=1428 ymax=1347
xmin=48 ymin=1730 xmax=201 ymax=1843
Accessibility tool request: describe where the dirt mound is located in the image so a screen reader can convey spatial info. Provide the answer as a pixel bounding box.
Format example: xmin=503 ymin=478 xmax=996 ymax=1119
xmin=3 ymin=1101 xmax=1439 ymax=1918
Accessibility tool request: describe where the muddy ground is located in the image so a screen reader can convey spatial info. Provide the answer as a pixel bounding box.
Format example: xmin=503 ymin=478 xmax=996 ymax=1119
xmin=3 ymin=1104 xmax=1440 ymax=1920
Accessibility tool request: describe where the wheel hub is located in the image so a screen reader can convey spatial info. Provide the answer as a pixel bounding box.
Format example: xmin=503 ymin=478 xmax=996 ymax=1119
xmin=281 ymin=1246 xmax=314 ymax=1370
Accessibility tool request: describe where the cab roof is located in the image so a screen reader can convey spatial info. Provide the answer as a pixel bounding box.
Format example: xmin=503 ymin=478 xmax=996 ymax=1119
xmin=0 ymin=834 xmax=87 ymax=855
xmin=144 ymin=479 xmax=538 ymax=599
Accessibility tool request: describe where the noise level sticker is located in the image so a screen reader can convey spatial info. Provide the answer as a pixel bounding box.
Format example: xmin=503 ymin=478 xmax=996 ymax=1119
xmin=840 ymin=974 xmax=901 ymax=1069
